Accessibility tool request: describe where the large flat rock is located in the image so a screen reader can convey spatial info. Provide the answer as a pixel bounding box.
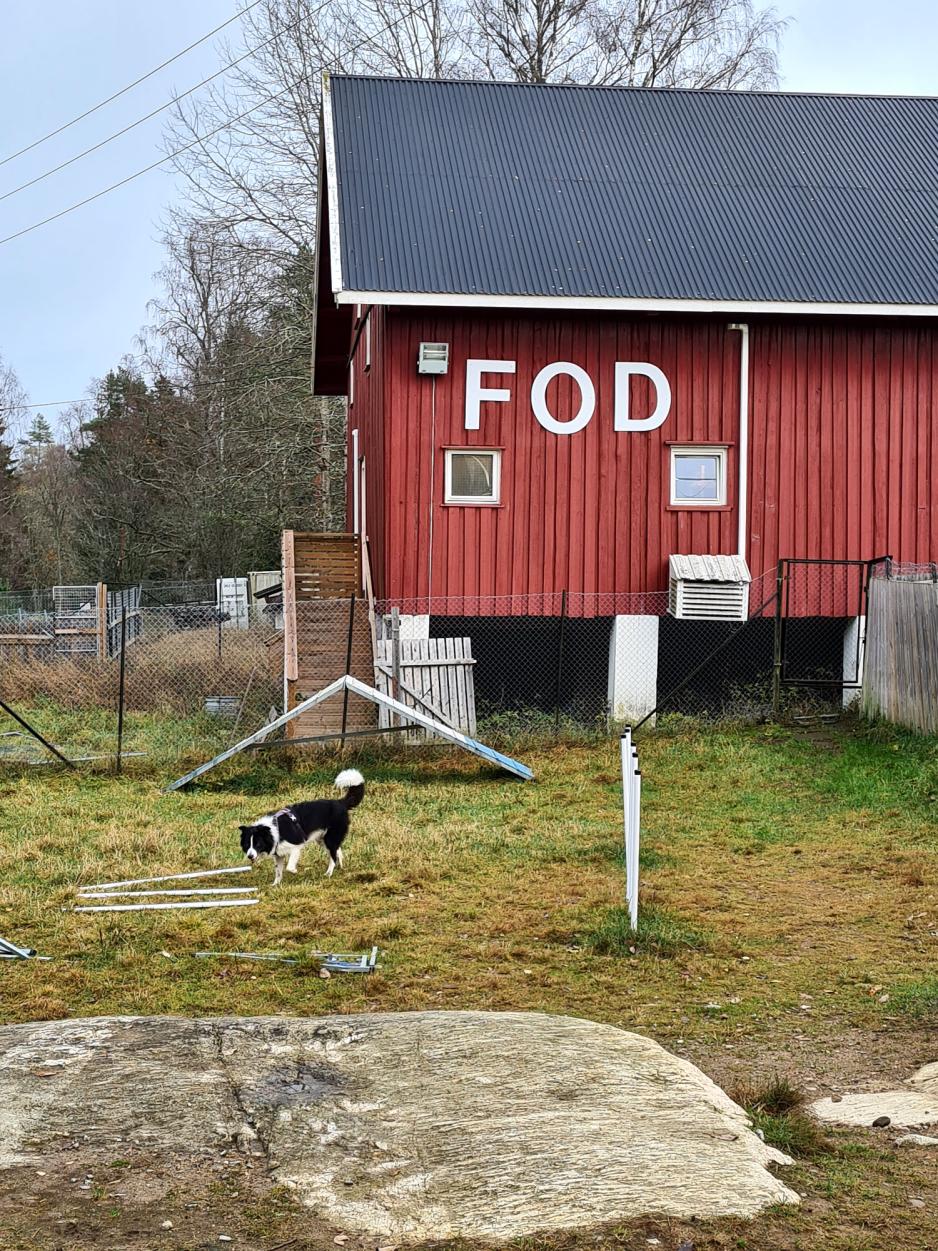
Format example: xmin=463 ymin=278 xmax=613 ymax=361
xmin=810 ymin=1060 xmax=938 ymax=1130
xmin=0 ymin=1011 xmax=796 ymax=1241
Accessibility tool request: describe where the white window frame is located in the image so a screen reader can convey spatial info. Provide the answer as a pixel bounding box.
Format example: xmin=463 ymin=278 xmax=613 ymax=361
xmin=364 ymin=312 xmax=371 ymax=371
xmin=444 ymin=448 xmax=501 ymax=505
xmin=669 ymin=445 xmax=728 ymax=507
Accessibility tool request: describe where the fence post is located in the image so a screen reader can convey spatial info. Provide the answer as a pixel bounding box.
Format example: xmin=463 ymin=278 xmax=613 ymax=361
xmin=772 ymin=561 xmax=785 ymax=719
xmin=340 ymin=594 xmax=356 ymax=747
xmin=554 ymin=590 xmax=568 ymax=736
xmin=116 ymin=608 xmax=128 ymax=775
xmin=390 ymin=606 xmax=401 ymax=727
xmin=96 ymin=582 xmax=108 ymax=659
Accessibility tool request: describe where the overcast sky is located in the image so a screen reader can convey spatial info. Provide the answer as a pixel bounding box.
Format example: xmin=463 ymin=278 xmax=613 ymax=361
xmin=1 ymin=0 xmax=937 ymax=423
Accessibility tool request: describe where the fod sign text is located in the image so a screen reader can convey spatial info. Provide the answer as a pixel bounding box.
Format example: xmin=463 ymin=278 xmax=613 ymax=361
xmin=464 ymin=359 xmax=671 ymax=434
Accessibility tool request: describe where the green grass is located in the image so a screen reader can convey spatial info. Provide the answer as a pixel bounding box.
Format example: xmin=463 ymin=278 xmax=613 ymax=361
xmin=731 ymin=1076 xmax=831 ymax=1159
xmin=584 ymin=903 xmax=708 ymax=957
xmin=888 ymin=975 xmax=938 ymax=1019
xmin=0 ymin=709 xmax=935 ymax=1031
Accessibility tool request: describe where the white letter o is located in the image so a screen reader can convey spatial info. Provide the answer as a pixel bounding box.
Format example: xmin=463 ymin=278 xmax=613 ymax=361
xmin=531 ymin=362 xmax=595 ymax=434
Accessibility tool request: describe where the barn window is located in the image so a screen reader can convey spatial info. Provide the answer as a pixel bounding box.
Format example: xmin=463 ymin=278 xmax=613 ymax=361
xmin=670 ymin=446 xmax=728 ymax=507
xmin=444 ymin=449 xmax=501 ymax=504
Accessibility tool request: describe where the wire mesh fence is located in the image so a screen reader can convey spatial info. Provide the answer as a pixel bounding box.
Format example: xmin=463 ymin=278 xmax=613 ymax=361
xmin=0 ymin=605 xmax=280 ymax=770
xmin=0 ymin=560 xmax=884 ymax=774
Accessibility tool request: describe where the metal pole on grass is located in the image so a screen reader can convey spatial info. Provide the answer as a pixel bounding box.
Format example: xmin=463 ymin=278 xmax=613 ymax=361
xmin=340 ymin=594 xmax=356 ymax=746
xmin=116 ymin=608 xmax=128 ymax=775
xmin=554 ymin=589 xmax=568 ymax=736
xmin=0 ymin=697 xmax=74 ymax=769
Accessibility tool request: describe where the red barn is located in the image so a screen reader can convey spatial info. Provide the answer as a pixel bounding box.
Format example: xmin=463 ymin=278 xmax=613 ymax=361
xmin=312 ymin=76 xmax=938 ymax=721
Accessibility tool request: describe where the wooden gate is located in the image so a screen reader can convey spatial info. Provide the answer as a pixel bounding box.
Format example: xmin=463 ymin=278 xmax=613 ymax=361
xmin=375 ymin=636 xmax=477 ymax=737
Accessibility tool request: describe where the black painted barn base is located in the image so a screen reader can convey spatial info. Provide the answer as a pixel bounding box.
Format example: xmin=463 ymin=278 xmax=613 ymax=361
xmin=430 ymin=613 xmax=848 ymax=725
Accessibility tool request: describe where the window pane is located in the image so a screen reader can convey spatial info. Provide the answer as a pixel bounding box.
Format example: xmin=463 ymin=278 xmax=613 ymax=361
xmin=674 ymin=453 xmax=720 ymax=501
xmin=450 ymin=452 xmax=495 ymax=499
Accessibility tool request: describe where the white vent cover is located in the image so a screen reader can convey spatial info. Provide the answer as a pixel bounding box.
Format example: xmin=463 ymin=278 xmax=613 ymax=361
xmin=668 ymin=554 xmax=751 ymax=621
xmin=417 ymin=342 xmax=449 ymax=374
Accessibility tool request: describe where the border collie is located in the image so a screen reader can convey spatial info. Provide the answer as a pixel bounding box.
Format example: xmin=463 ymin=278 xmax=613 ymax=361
xmin=239 ymin=769 xmax=365 ymax=885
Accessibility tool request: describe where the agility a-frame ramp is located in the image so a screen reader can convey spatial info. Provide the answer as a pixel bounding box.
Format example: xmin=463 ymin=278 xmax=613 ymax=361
xmin=165 ymin=674 xmax=534 ymax=791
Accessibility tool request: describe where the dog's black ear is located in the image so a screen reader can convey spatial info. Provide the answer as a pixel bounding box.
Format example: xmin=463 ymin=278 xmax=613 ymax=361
xmin=239 ymin=825 xmax=249 ymax=835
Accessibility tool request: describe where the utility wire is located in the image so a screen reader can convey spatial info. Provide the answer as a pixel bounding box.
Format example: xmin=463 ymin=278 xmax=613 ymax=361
xmin=0 ymin=25 xmax=297 ymax=207
xmin=0 ymin=79 xmax=301 ymax=247
xmin=0 ymin=0 xmax=265 ymax=171
xmin=2 ymin=374 xmax=317 ymax=413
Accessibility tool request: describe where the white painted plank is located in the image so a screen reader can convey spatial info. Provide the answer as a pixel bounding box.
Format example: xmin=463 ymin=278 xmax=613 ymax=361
xmin=85 ymin=865 xmax=253 ymax=890
xmin=343 ymin=676 xmax=532 ymax=779
xmin=78 ymin=887 xmax=260 ymax=899
xmin=74 ymin=899 xmax=259 ymax=914
xmin=164 ymin=675 xmax=347 ymax=791
xmin=164 ymin=673 xmax=530 ymax=787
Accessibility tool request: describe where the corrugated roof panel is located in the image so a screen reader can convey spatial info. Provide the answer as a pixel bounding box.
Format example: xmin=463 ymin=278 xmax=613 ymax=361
xmin=669 ymin=555 xmax=752 ymax=582
xmin=328 ymin=76 xmax=938 ymax=305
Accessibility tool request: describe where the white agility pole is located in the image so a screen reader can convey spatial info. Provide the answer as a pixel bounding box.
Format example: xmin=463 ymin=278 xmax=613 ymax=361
xmin=83 ymin=865 xmax=252 ymax=891
xmin=74 ymin=898 xmax=259 ymax=914
xmin=77 ymin=887 xmax=259 ymax=900
xmin=628 ymin=770 xmax=642 ymax=932
xmin=620 ymin=729 xmax=641 ymax=932
xmin=620 ymin=729 xmax=632 ymax=912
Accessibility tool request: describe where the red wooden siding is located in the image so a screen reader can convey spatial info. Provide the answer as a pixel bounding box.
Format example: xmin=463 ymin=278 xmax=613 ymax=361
xmin=348 ymin=306 xmax=388 ymax=596
xmin=348 ymin=309 xmax=938 ymax=610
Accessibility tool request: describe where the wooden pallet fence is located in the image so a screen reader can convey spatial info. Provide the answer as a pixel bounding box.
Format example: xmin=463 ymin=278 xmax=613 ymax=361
xmin=863 ymin=576 xmax=938 ymax=735
xmin=375 ymin=635 xmax=477 ymax=738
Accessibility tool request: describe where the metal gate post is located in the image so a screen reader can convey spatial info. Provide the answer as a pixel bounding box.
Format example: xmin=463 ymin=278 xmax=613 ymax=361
xmin=772 ymin=560 xmax=785 ymax=718
xmin=554 ymin=590 xmax=568 ymax=736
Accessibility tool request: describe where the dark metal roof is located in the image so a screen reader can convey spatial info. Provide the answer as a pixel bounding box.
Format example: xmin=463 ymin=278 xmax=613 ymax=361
xmin=326 ymin=75 xmax=938 ymax=307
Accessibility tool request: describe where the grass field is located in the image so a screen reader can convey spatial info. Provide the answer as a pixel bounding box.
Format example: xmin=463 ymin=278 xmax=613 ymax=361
xmin=0 ymin=715 xmax=936 ymax=1249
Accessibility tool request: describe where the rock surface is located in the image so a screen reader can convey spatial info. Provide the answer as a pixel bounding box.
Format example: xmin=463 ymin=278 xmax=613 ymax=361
xmin=810 ymin=1061 xmax=938 ymax=1130
xmin=895 ymin=1134 xmax=938 ymax=1148
xmin=0 ymin=1011 xmax=796 ymax=1242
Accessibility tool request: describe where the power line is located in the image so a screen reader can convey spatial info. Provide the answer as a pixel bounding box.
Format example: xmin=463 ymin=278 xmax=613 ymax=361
xmin=0 ymin=0 xmax=265 ymax=171
xmin=0 ymin=26 xmax=297 ymax=207
xmin=0 ymin=79 xmax=301 ymax=247
xmin=3 ymin=374 xmax=316 ymax=413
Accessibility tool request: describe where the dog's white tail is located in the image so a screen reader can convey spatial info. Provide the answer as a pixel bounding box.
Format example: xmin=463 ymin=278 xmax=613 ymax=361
xmin=335 ymin=768 xmax=364 ymax=789
xmin=335 ymin=768 xmax=366 ymax=810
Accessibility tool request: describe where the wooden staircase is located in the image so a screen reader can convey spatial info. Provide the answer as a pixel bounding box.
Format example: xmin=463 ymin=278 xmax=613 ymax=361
xmin=281 ymin=532 xmax=377 ymax=739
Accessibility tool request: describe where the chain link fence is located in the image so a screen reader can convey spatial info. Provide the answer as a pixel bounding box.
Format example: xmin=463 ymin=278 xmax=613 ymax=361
xmin=0 ymin=560 xmax=885 ymax=773
xmin=374 ymin=571 xmax=776 ymax=739
xmin=0 ymin=596 xmax=280 ymax=771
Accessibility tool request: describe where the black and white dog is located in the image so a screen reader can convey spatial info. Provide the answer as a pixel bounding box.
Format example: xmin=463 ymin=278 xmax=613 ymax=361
xmin=239 ymin=769 xmax=365 ymax=886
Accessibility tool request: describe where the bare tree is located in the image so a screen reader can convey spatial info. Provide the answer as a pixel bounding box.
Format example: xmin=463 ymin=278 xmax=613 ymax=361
xmin=0 ymin=351 xmax=28 ymax=445
xmin=136 ymin=0 xmax=783 ymax=575
xmin=165 ymin=0 xmax=783 ymax=260
xmin=0 ymin=354 xmax=28 ymax=586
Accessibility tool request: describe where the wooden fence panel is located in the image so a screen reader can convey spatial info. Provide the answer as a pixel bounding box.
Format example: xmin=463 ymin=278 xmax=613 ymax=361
xmin=376 ymin=637 xmax=477 ymax=737
xmin=863 ymin=577 xmax=938 ymax=735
